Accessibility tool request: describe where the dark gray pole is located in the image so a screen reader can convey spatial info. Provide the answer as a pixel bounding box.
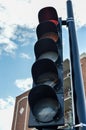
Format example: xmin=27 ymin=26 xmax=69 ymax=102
xmin=67 ymin=0 xmax=86 ymax=129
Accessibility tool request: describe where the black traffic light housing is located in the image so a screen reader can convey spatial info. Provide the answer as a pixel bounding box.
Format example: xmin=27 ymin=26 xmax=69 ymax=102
xmin=28 ymin=6 xmax=64 ymax=129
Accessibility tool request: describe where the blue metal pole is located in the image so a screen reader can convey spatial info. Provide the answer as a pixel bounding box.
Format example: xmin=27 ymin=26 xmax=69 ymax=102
xmin=67 ymin=0 xmax=86 ymax=129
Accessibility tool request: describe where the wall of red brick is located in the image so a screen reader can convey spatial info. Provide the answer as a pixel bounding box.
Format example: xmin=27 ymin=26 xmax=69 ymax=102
xmin=81 ymin=57 xmax=86 ymax=95
xmin=11 ymin=91 xmax=32 ymax=130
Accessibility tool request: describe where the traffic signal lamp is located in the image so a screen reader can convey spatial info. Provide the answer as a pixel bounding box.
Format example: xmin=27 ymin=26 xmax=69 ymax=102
xmin=38 ymin=7 xmax=58 ymax=25
xmin=36 ymin=21 xmax=59 ymax=42
xmin=28 ymin=6 xmax=64 ymax=129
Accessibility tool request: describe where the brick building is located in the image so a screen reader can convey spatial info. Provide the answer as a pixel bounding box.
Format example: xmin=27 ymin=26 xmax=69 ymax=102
xmin=11 ymin=91 xmax=31 ymax=130
xmin=11 ymin=53 xmax=86 ymax=130
xmin=80 ymin=53 xmax=86 ymax=94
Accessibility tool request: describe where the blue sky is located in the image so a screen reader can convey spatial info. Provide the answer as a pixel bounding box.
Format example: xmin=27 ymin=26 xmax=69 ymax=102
xmin=0 ymin=0 xmax=86 ymax=130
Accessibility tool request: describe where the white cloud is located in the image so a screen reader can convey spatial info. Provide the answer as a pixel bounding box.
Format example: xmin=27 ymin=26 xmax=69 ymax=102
xmin=0 ymin=99 xmax=7 ymax=109
xmin=12 ymin=25 xmax=36 ymax=46
xmin=0 ymin=0 xmax=38 ymax=27
xmin=20 ymin=52 xmax=31 ymax=60
xmin=0 ymin=96 xmax=15 ymax=130
xmin=0 ymin=0 xmax=86 ymax=28
xmin=15 ymin=77 xmax=32 ymax=91
xmin=0 ymin=36 xmax=17 ymax=56
xmin=0 ymin=22 xmax=17 ymax=56
xmin=0 ymin=106 xmax=14 ymax=130
xmin=72 ymin=0 xmax=86 ymax=27
xmin=0 ymin=96 xmax=15 ymax=109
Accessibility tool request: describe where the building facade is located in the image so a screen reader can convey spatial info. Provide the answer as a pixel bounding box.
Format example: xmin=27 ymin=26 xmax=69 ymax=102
xmin=11 ymin=53 xmax=86 ymax=130
xmin=80 ymin=53 xmax=86 ymax=94
xmin=11 ymin=91 xmax=31 ymax=130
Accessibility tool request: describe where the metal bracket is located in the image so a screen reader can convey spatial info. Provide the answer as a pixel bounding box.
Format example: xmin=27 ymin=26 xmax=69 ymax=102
xmin=62 ymin=20 xmax=67 ymax=25
xmin=74 ymin=123 xmax=86 ymax=128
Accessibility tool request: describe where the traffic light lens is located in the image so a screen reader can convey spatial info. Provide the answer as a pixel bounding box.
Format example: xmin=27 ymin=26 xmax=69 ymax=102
xmin=38 ymin=51 xmax=58 ymax=62
xmin=34 ymin=38 xmax=59 ymax=61
xmin=33 ymin=98 xmax=60 ymax=123
xmin=36 ymin=21 xmax=59 ymax=41
xmin=41 ymin=32 xmax=59 ymax=42
xmin=32 ymin=59 xmax=58 ymax=84
xmin=38 ymin=7 xmax=58 ymax=23
xmin=37 ymin=72 xmax=58 ymax=88
xmin=29 ymin=85 xmax=62 ymax=123
xmin=49 ymin=20 xmax=58 ymax=25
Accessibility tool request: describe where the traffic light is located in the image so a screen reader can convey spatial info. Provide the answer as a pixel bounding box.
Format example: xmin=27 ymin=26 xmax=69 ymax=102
xmin=28 ymin=7 xmax=64 ymax=129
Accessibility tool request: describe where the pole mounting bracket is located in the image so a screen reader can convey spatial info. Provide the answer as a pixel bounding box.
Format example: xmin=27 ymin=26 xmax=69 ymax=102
xmin=74 ymin=123 xmax=86 ymax=128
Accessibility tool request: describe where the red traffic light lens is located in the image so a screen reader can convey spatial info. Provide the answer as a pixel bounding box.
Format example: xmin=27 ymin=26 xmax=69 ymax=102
xmin=49 ymin=20 xmax=59 ymax=25
xmin=38 ymin=7 xmax=58 ymax=24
